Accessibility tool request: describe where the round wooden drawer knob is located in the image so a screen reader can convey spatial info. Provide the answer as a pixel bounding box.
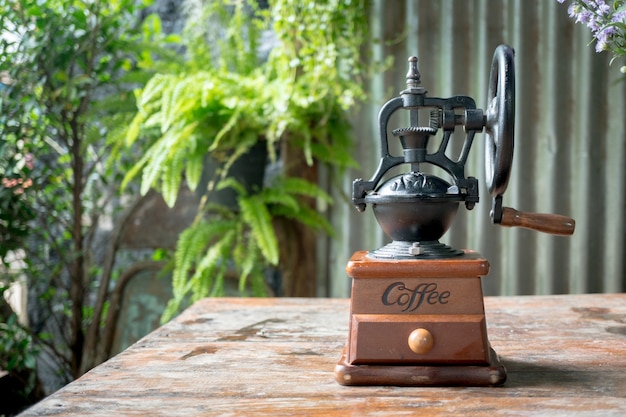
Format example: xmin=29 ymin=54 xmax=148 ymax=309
xmin=408 ymin=328 xmax=434 ymax=354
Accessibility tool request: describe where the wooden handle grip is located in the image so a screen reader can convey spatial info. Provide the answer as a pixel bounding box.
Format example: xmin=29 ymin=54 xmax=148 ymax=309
xmin=500 ymin=207 xmax=575 ymax=236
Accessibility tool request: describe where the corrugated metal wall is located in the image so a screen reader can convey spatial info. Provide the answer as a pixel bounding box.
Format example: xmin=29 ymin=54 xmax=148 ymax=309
xmin=322 ymin=0 xmax=626 ymax=297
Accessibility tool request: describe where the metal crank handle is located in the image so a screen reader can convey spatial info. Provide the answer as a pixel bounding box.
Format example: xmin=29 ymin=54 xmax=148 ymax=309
xmin=500 ymin=207 xmax=575 ymax=236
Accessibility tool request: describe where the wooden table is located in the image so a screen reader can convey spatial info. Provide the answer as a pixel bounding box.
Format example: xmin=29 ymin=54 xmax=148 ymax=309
xmin=19 ymin=294 xmax=626 ymax=416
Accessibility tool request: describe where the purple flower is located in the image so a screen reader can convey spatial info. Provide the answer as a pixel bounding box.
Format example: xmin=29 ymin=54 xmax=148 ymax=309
xmin=597 ymin=4 xmax=610 ymax=16
xmin=559 ymin=0 xmax=626 ymax=69
xmin=613 ymin=10 xmax=626 ymax=23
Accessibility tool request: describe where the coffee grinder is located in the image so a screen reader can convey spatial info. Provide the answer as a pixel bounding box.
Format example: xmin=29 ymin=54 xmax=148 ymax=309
xmin=334 ymin=45 xmax=575 ymax=386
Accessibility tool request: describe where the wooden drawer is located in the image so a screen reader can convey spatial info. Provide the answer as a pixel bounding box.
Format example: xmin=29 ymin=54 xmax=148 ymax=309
xmin=348 ymin=314 xmax=489 ymax=365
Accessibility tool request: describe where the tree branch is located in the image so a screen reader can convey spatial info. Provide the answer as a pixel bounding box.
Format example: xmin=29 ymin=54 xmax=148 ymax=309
xmin=96 ymin=259 xmax=166 ymax=365
xmin=80 ymin=193 xmax=151 ymax=374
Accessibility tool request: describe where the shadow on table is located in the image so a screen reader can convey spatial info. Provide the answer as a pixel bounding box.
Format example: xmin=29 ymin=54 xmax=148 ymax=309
xmin=500 ymin=357 xmax=603 ymax=390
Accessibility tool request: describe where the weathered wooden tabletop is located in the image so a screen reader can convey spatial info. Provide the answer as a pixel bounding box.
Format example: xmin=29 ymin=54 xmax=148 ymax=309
xmin=19 ymin=294 xmax=626 ymax=416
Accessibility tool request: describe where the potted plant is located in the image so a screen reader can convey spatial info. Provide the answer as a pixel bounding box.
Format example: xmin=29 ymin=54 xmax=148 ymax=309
xmin=122 ymin=0 xmax=370 ymax=318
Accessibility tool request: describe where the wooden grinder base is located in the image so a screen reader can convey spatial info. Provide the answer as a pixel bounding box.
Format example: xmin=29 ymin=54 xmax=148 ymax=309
xmin=334 ymin=250 xmax=506 ymax=386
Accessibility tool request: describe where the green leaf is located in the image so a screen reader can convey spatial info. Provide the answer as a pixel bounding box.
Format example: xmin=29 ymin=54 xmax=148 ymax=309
xmin=236 ymin=231 xmax=259 ymax=293
xmin=125 ymin=113 xmax=144 ymax=146
xmin=185 ymin=153 xmax=204 ymax=192
xmin=160 ymin=161 xmax=180 ymax=208
xmin=210 ymin=106 xmax=243 ymax=151
xmin=162 ymin=298 xmax=183 ymax=323
xmin=275 ymin=176 xmax=333 ymax=204
xmin=239 ymin=195 xmax=279 ymax=265
xmin=23 ymin=354 xmax=37 ymax=370
xmin=136 ymin=74 xmax=167 ymax=113
xmin=260 ymin=188 xmax=300 ymax=212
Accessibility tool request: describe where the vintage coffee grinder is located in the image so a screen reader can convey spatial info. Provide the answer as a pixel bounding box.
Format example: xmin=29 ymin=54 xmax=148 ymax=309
xmin=334 ymin=45 xmax=575 ymax=386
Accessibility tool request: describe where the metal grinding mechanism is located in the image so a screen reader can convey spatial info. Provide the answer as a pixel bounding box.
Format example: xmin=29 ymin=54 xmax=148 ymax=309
xmin=334 ymin=45 xmax=575 ymax=387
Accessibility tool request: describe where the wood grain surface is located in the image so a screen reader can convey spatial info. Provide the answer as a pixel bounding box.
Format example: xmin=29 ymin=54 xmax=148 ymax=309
xmin=17 ymin=294 xmax=626 ymax=416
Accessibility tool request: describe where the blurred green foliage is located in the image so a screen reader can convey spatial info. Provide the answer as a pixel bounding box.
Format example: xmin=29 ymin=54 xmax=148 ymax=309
xmin=120 ymin=0 xmax=370 ymax=319
xmin=0 ymin=0 xmax=176 ymax=399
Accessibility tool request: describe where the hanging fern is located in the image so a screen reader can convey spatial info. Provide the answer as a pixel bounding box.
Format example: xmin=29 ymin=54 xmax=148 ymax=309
xmin=122 ymin=0 xmax=371 ymax=318
xmin=161 ymin=172 xmax=338 ymax=321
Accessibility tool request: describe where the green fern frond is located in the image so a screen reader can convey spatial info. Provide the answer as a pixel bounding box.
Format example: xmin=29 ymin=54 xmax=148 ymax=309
xmin=172 ymin=220 xmax=233 ymax=295
xmin=216 ymin=177 xmax=246 ymax=195
xmin=136 ymin=129 xmax=180 ymax=194
xmin=158 ymin=76 xmax=177 ymax=134
xmin=191 ymin=229 xmax=234 ymax=299
xmin=190 ymin=229 xmax=234 ymax=282
xmin=268 ymin=200 xmax=334 ymax=236
xmin=248 ymin=268 xmax=268 ymax=296
xmin=159 ymin=124 xmax=197 ymax=206
xmin=237 ymin=231 xmax=260 ymax=293
xmin=239 ymin=194 xmax=279 ymax=265
xmin=217 ymin=130 xmax=259 ymax=169
xmin=139 ymin=140 xmax=170 ymax=195
xmin=124 ymin=112 xmax=144 ymax=146
xmin=137 ymin=74 xmax=167 ymax=114
xmin=172 ymin=120 xmax=199 ymax=148
xmin=185 ymin=153 xmax=204 ymax=192
xmin=160 ymin=161 xmax=180 ymax=208
xmin=233 ymin=226 xmax=268 ymax=297
xmin=209 ymin=269 xmax=226 ymax=297
xmin=163 ymin=217 xmax=237 ymax=322
xmin=274 ymin=176 xmax=333 ymax=204
xmin=136 ymin=119 xmax=193 ymax=201
xmin=162 ymin=297 xmax=184 ymax=323
xmin=121 ymin=140 xmax=158 ymax=190
xmin=162 ymin=77 xmax=188 ymax=133
xmin=210 ymin=106 xmax=242 ymax=152
xmin=258 ymin=187 xmax=299 ymax=212
xmin=141 ymin=110 xmax=165 ymax=129
xmin=309 ymin=139 xmax=358 ymax=169
xmin=173 ymin=87 xmax=202 ymax=125
xmin=201 ymin=201 xmax=238 ymax=219
xmin=171 ymin=227 xmax=204 ymax=295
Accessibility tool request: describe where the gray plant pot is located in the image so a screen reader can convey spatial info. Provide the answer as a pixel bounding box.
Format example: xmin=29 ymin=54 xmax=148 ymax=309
xmin=197 ymin=141 xmax=269 ymax=210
